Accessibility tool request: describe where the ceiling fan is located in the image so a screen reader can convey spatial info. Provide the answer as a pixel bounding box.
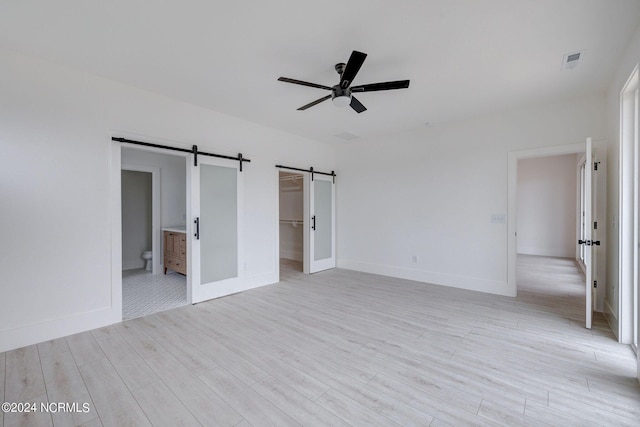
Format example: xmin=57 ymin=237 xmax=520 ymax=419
xmin=278 ymin=50 xmax=410 ymax=113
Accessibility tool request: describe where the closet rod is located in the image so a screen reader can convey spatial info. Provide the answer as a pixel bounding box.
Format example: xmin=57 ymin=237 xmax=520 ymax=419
xmin=275 ymin=164 xmax=336 ymax=182
xmin=113 ymin=137 xmax=251 ymax=170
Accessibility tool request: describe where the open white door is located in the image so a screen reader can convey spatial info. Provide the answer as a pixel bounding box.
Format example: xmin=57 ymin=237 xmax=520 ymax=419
xmin=583 ymin=137 xmax=596 ymax=329
xmin=190 ymin=156 xmax=243 ymax=303
xmin=307 ymin=173 xmax=336 ymax=273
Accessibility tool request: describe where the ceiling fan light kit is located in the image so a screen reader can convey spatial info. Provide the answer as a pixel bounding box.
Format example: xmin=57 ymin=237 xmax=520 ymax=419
xmin=331 ymin=85 xmax=351 ymax=107
xmin=278 ymin=50 xmax=410 ymax=113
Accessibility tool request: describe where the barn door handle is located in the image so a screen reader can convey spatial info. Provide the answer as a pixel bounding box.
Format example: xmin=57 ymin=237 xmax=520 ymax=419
xmin=312 ymin=215 xmax=316 ymax=231
xmin=194 ymin=217 xmax=200 ymax=240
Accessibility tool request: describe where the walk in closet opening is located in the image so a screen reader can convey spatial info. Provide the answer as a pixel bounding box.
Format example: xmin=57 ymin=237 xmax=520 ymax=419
xmin=279 ymin=171 xmax=305 ymax=275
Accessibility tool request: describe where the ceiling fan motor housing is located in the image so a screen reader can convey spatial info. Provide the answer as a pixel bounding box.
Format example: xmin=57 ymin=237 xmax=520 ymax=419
xmin=332 ymin=85 xmax=351 ymax=100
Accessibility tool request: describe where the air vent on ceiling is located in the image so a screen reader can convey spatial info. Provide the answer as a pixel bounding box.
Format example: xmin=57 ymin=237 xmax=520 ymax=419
xmin=562 ymin=51 xmax=583 ymax=70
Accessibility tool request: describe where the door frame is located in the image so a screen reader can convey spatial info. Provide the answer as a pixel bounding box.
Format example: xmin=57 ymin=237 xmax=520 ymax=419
xmin=275 ymin=168 xmax=336 ymax=277
xmin=507 ymin=142 xmax=587 ymax=297
xmin=275 ymin=168 xmax=312 ymax=276
xmin=111 ymin=138 xmax=193 ymax=322
xmin=619 ymin=65 xmax=639 ymax=347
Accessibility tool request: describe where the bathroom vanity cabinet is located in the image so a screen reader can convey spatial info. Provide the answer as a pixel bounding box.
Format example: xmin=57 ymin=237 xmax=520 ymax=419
xmin=163 ymin=229 xmax=186 ymax=275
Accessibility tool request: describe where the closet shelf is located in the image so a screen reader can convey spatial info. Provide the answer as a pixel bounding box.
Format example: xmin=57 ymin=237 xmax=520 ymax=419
xmin=279 ymin=174 xmax=303 ymax=191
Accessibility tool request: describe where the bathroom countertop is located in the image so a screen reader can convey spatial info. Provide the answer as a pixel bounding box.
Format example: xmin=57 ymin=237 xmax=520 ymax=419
xmin=162 ymin=226 xmax=187 ymax=233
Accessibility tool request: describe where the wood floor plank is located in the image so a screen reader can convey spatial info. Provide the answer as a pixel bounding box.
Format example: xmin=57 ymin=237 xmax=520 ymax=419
xmin=314 ymin=388 xmax=402 ymax=427
xmin=132 ymin=381 xmax=201 ymax=427
xmin=157 ymin=312 xmax=270 ymax=387
xmin=251 ymin=376 xmax=351 ymax=427
xmin=133 ymin=313 xmax=219 ymax=375
xmin=322 ymin=372 xmax=435 ymax=427
xmin=476 ymin=399 xmax=542 ymax=427
xmin=199 ymin=367 xmax=300 ymax=427
xmin=214 ymin=335 xmax=330 ymax=401
xmin=65 ymin=331 xmax=106 ymax=367
xmin=366 ymin=373 xmax=501 ymax=427
xmin=78 ymin=358 xmax=151 ymax=426
xmin=144 ymin=351 xmax=243 ymax=426
xmin=40 ymin=350 xmax=97 ymax=426
xmin=77 ymin=418 xmax=104 ymax=427
xmin=4 ymin=345 xmax=46 ymax=402
xmin=92 ymin=326 xmax=160 ymax=391
xmin=37 ymin=337 xmax=70 ymax=360
xmin=524 ymin=400 xmax=601 ymax=427
xmin=2 ymin=394 xmax=52 ymax=427
xmin=111 ymin=322 xmax=166 ymax=360
xmin=548 ymin=389 xmax=639 ymax=426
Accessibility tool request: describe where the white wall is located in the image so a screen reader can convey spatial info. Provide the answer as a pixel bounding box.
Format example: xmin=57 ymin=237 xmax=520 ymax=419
xmin=336 ymin=94 xmax=606 ymax=297
xmin=121 ymin=170 xmax=152 ymax=269
xmin=516 ymin=154 xmax=578 ymax=258
xmin=0 ymin=47 xmax=335 ymax=352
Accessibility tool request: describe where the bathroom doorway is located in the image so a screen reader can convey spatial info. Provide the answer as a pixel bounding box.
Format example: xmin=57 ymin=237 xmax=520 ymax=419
xmin=121 ymin=147 xmax=188 ymax=320
xmin=121 ymin=169 xmax=153 ymax=271
xmin=279 ymin=171 xmax=305 ymax=277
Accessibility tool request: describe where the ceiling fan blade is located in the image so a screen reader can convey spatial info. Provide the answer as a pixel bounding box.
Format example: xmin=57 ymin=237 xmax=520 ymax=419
xmin=340 ymin=50 xmax=367 ymax=88
xmin=278 ymin=77 xmax=332 ymax=90
xmin=350 ymin=96 xmax=367 ymax=113
xmin=351 ymin=80 xmax=410 ymax=92
xmin=297 ymin=94 xmax=332 ymax=110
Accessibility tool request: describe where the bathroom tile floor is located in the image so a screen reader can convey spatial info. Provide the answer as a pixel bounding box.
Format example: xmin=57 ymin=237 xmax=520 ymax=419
xmin=122 ymin=268 xmax=187 ymax=320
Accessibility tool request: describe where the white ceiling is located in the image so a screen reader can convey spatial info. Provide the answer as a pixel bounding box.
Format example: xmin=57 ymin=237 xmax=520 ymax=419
xmin=1 ymin=0 xmax=639 ymax=144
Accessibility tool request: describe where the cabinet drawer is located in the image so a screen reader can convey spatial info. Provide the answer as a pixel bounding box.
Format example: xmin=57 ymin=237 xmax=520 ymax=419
xmin=164 ymin=256 xmax=186 ymax=275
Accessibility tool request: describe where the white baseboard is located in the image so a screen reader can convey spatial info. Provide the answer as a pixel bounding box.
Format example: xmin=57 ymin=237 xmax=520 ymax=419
xmin=337 ymin=259 xmax=514 ymax=297
xmin=0 ymin=272 xmax=279 ymax=353
xmin=517 ymin=247 xmax=573 ymax=258
xmin=0 ymin=307 xmax=119 ymax=353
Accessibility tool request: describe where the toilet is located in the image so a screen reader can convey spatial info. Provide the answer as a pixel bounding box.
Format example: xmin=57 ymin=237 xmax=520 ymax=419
xmin=141 ymin=251 xmax=152 ymax=271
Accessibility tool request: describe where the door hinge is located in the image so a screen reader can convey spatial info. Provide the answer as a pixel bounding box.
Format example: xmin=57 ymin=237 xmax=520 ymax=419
xmin=593 ymin=280 xmax=597 ymax=288
xmin=594 ymin=221 xmax=597 ymax=229
xmin=594 ymin=161 xmax=600 ymax=171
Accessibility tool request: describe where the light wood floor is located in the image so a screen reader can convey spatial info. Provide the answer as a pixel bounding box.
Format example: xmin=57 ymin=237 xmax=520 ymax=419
xmin=2 ymin=255 xmax=639 ymax=426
